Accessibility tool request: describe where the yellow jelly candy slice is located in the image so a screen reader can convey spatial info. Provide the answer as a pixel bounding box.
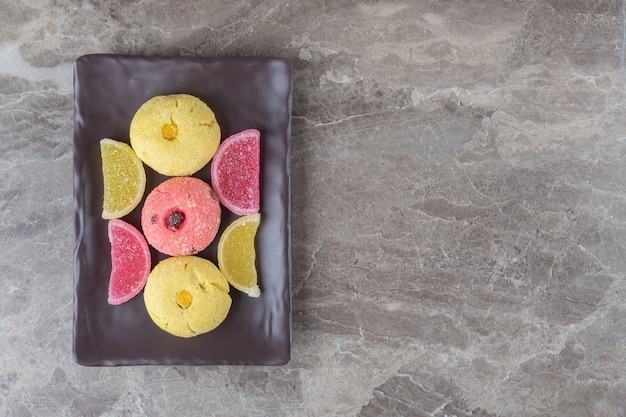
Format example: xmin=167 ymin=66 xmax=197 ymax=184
xmin=100 ymin=139 xmax=146 ymax=219
xmin=217 ymin=214 xmax=261 ymax=297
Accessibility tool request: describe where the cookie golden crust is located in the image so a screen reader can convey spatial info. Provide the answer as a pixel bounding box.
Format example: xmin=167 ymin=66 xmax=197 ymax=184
xmin=143 ymin=256 xmax=232 ymax=338
xmin=130 ymin=94 xmax=221 ymax=176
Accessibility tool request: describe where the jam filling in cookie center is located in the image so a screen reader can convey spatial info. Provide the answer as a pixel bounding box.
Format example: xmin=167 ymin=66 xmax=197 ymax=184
xmin=161 ymin=122 xmax=178 ymax=140
xmin=176 ymin=290 xmax=193 ymax=308
xmin=167 ymin=210 xmax=185 ymax=230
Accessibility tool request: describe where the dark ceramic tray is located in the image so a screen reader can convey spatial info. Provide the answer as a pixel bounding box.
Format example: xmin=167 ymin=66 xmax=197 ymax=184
xmin=73 ymin=54 xmax=292 ymax=366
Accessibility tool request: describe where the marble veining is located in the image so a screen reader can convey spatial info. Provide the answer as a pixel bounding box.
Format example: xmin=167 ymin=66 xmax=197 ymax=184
xmin=1 ymin=1 xmax=625 ymax=416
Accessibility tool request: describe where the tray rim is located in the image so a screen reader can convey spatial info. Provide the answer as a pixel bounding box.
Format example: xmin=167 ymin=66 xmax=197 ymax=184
xmin=72 ymin=53 xmax=293 ymax=366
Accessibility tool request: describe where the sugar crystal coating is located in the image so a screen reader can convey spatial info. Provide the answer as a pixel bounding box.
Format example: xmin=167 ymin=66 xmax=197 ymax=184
xmin=108 ymin=219 xmax=151 ymax=305
xmin=211 ymin=129 xmax=261 ymax=215
xmin=141 ymin=177 xmax=221 ymax=256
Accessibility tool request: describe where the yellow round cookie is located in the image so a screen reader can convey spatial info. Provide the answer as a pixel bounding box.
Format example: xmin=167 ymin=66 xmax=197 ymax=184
xmin=129 ymin=94 xmax=221 ymax=176
xmin=143 ymin=256 xmax=231 ymax=338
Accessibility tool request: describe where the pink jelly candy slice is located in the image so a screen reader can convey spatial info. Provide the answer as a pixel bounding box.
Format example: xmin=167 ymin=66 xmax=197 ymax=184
xmin=210 ymin=129 xmax=261 ymax=215
xmin=107 ymin=219 xmax=151 ymax=305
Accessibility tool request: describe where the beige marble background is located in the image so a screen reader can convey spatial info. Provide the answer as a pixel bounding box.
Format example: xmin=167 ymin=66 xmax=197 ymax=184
xmin=1 ymin=1 xmax=626 ymax=416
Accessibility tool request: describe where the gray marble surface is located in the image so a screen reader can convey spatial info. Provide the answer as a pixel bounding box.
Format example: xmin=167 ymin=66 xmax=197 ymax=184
xmin=1 ymin=1 xmax=626 ymax=416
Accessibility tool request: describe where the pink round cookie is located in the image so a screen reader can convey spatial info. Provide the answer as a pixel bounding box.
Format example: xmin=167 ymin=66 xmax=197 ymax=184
xmin=141 ymin=177 xmax=221 ymax=256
